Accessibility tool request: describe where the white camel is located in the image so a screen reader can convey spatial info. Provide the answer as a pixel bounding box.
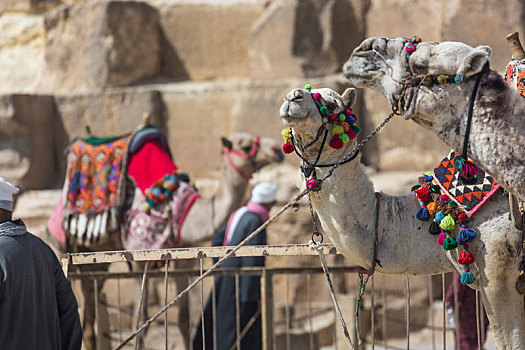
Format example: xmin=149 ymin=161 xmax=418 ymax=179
xmin=343 ymin=37 xmax=525 ymax=201
xmin=279 ymin=86 xmax=525 ymax=349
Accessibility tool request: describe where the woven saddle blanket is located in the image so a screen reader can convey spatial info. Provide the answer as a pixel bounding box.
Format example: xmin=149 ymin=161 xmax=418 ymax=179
xmin=434 ymin=151 xmax=500 ymax=217
xmin=62 ymin=134 xmax=132 ymax=241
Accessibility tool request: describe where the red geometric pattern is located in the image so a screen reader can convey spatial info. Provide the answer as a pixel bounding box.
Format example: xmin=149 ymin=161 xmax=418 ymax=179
xmin=434 ymin=151 xmax=500 ymax=217
xmin=66 ymin=136 xmax=131 ymax=214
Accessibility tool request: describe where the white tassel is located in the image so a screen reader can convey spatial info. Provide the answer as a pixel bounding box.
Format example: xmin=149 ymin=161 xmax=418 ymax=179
xmin=100 ymin=211 xmax=108 ymax=236
xmin=70 ymin=216 xmax=77 ymax=236
xmin=86 ymin=217 xmax=95 ymax=242
xmin=77 ymin=214 xmax=87 ymax=239
xmin=93 ymin=214 xmax=102 ymax=238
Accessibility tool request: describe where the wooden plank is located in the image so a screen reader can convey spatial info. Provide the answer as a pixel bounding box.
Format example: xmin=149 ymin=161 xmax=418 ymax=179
xmin=70 ymin=244 xmax=340 ymax=265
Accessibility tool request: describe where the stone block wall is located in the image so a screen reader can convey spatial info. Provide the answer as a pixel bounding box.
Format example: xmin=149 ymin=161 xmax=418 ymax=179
xmin=0 ymin=0 xmax=523 ymax=188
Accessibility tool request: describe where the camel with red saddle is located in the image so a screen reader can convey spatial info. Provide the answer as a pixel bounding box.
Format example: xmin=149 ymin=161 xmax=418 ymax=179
xmin=47 ymin=125 xmax=283 ymax=349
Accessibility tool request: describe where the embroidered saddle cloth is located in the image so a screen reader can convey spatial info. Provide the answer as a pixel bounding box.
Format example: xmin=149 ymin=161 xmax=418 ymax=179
xmin=62 ymin=134 xmax=132 ymax=241
xmin=120 ymin=182 xmax=200 ymax=250
xmin=434 ymin=151 xmax=500 ymax=217
xmin=505 ymin=58 xmax=525 ymax=97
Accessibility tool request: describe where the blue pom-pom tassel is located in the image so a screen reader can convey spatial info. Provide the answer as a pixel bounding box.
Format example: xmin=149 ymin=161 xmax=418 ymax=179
xmin=456 ymin=225 xmax=477 ymax=245
xmin=423 ymin=174 xmax=434 ymax=182
xmin=434 ymin=211 xmax=445 ymax=223
xmin=416 ymin=207 xmax=430 ymax=221
xmin=461 ymin=269 xmax=476 ymax=285
xmin=345 ymin=116 xmax=356 ymax=125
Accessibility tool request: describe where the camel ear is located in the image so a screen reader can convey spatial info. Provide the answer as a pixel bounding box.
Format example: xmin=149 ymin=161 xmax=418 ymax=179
xmin=341 ymin=88 xmax=357 ymax=109
xmin=221 ymin=137 xmax=232 ymax=150
xmin=457 ymin=47 xmax=491 ymax=77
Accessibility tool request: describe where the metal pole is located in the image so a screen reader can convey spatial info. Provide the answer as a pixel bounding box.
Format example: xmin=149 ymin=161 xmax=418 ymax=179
xmin=428 ymin=276 xmax=435 ymax=350
xmin=442 ymin=274 xmax=446 ymax=350
xmin=200 ymin=259 xmax=206 ymax=350
xmin=135 ymin=262 xmax=149 ymax=350
xmin=285 ymin=274 xmax=291 ymax=350
xmin=235 ymin=273 xmax=241 ymax=350
xmin=94 ymin=278 xmax=101 ymax=350
xmin=165 ymin=260 xmax=169 ymax=350
xmin=117 ymin=277 xmax=122 ymax=343
xmin=307 ymin=273 xmax=314 ymax=350
xmin=381 ymin=274 xmax=388 ymax=350
xmin=405 ymin=276 xmax=410 ymax=350
xmin=371 ymin=274 xmax=375 ymax=350
xmin=453 ymin=275 xmax=459 ymax=350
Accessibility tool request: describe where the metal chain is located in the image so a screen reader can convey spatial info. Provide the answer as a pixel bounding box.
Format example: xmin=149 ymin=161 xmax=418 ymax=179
xmin=320 ymin=110 xmax=397 ymax=183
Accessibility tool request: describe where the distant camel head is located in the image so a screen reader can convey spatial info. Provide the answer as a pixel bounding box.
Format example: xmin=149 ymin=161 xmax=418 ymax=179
xmin=279 ymin=87 xmax=357 ymax=145
xmin=221 ymin=132 xmax=284 ymax=179
xmin=343 ymin=37 xmax=491 ymax=120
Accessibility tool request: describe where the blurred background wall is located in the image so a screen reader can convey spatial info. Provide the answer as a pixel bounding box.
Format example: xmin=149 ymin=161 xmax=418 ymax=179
xmin=1 ymin=0 xmax=523 ymax=191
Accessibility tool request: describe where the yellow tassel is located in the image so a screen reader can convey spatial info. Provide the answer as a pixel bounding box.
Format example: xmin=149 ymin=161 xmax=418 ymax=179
xmin=330 ymin=125 xmax=344 ymax=136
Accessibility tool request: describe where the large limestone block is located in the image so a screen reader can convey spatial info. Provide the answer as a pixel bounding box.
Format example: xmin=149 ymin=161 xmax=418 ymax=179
xmin=54 ymin=89 xmax=165 ymax=139
xmin=160 ymin=75 xmax=348 ymax=176
xmin=440 ymin=0 xmax=525 ymax=72
xmin=362 ymin=89 xmax=449 ymax=171
xmin=248 ymin=0 xmax=367 ymax=79
xmin=39 ymin=1 xmax=160 ymax=93
xmin=366 ymin=0 xmax=443 ymax=41
xmin=0 ymin=13 xmax=46 ymax=93
xmin=0 ymin=94 xmax=67 ymax=190
xmin=0 ymin=0 xmax=60 ymax=12
xmin=157 ymin=0 xmax=266 ymax=81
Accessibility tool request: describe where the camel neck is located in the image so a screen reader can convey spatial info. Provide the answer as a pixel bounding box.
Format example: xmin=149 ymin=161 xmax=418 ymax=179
xmin=211 ymin=163 xmax=250 ymax=230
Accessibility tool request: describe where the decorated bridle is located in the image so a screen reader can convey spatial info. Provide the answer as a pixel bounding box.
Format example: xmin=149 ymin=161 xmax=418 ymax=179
xmin=281 ymin=84 xmax=362 ymax=191
xmin=222 ymin=135 xmax=260 ymax=181
xmin=397 ymin=36 xmax=491 ymax=184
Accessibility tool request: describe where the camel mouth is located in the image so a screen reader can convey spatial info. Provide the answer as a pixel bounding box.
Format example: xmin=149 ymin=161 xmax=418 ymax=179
xmin=399 ymin=86 xmax=418 ymax=119
xmin=280 ymin=113 xmax=305 ymax=126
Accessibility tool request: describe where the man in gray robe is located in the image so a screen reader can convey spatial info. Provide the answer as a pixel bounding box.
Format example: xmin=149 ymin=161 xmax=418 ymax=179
xmin=0 ymin=177 xmax=82 ymax=349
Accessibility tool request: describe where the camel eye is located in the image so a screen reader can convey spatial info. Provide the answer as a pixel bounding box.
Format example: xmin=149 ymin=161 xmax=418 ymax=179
xmin=242 ymin=146 xmax=252 ymax=153
xmin=290 ymin=95 xmax=303 ymax=102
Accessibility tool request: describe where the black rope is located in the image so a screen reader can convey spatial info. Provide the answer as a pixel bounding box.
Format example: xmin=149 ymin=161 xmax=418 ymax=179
xmin=461 ymin=63 xmax=491 ymax=159
xmin=289 ymin=129 xmax=360 ymax=175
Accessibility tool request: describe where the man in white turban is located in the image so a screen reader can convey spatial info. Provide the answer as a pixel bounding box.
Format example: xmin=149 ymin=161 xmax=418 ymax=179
xmin=0 ymin=177 xmax=82 ymax=349
xmin=194 ymin=182 xmax=277 ymax=350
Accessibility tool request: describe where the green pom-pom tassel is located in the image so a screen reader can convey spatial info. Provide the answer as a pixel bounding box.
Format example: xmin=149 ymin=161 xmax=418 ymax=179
xmin=439 ymin=214 xmax=456 ymax=231
xmin=339 ymin=113 xmax=346 ymax=121
xmin=350 ymin=125 xmax=361 ymax=135
xmin=411 ymin=184 xmax=421 ymax=192
xmin=319 ymin=106 xmax=328 ymax=115
xmin=454 ymin=155 xmax=466 ymax=171
xmin=447 ymin=200 xmax=458 ymax=207
xmin=304 ymin=84 xmax=312 ymax=92
xmin=443 ymin=236 xmax=458 ymax=250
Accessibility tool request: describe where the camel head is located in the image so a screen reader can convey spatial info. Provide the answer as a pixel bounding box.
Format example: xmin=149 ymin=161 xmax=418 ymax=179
xmin=343 ymin=37 xmax=492 ymax=121
xmin=279 ymin=86 xmax=358 ymax=161
xmin=221 ymin=132 xmax=283 ymax=180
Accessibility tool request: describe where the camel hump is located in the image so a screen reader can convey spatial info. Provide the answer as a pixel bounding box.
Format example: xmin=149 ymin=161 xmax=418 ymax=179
xmin=129 ymin=127 xmax=171 ymax=156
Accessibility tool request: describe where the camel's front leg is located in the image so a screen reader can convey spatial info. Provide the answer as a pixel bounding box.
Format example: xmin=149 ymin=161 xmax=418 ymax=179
xmin=478 ymin=240 xmax=525 ymax=349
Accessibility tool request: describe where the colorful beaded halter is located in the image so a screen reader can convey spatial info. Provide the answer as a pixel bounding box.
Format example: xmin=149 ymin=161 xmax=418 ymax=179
xmin=281 ymin=84 xmax=361 ymax=191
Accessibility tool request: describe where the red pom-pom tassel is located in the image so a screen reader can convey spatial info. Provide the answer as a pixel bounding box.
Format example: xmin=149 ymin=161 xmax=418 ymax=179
xmin=329 ymin=135 xmax=344 ymax=149
xmin=458 ymin=250 xmax=475 ymax=265
xmin=282 ymin=140 xmax=294 ymax=154
xmin=414 ymin=186 xmax=432 ymax=202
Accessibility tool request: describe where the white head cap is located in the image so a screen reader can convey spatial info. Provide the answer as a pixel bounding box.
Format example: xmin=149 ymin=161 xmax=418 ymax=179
xmin=0 ymin=177 xmax=19 ymax=212
xmin=251 ymin=182 xmax=277 ymax=204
